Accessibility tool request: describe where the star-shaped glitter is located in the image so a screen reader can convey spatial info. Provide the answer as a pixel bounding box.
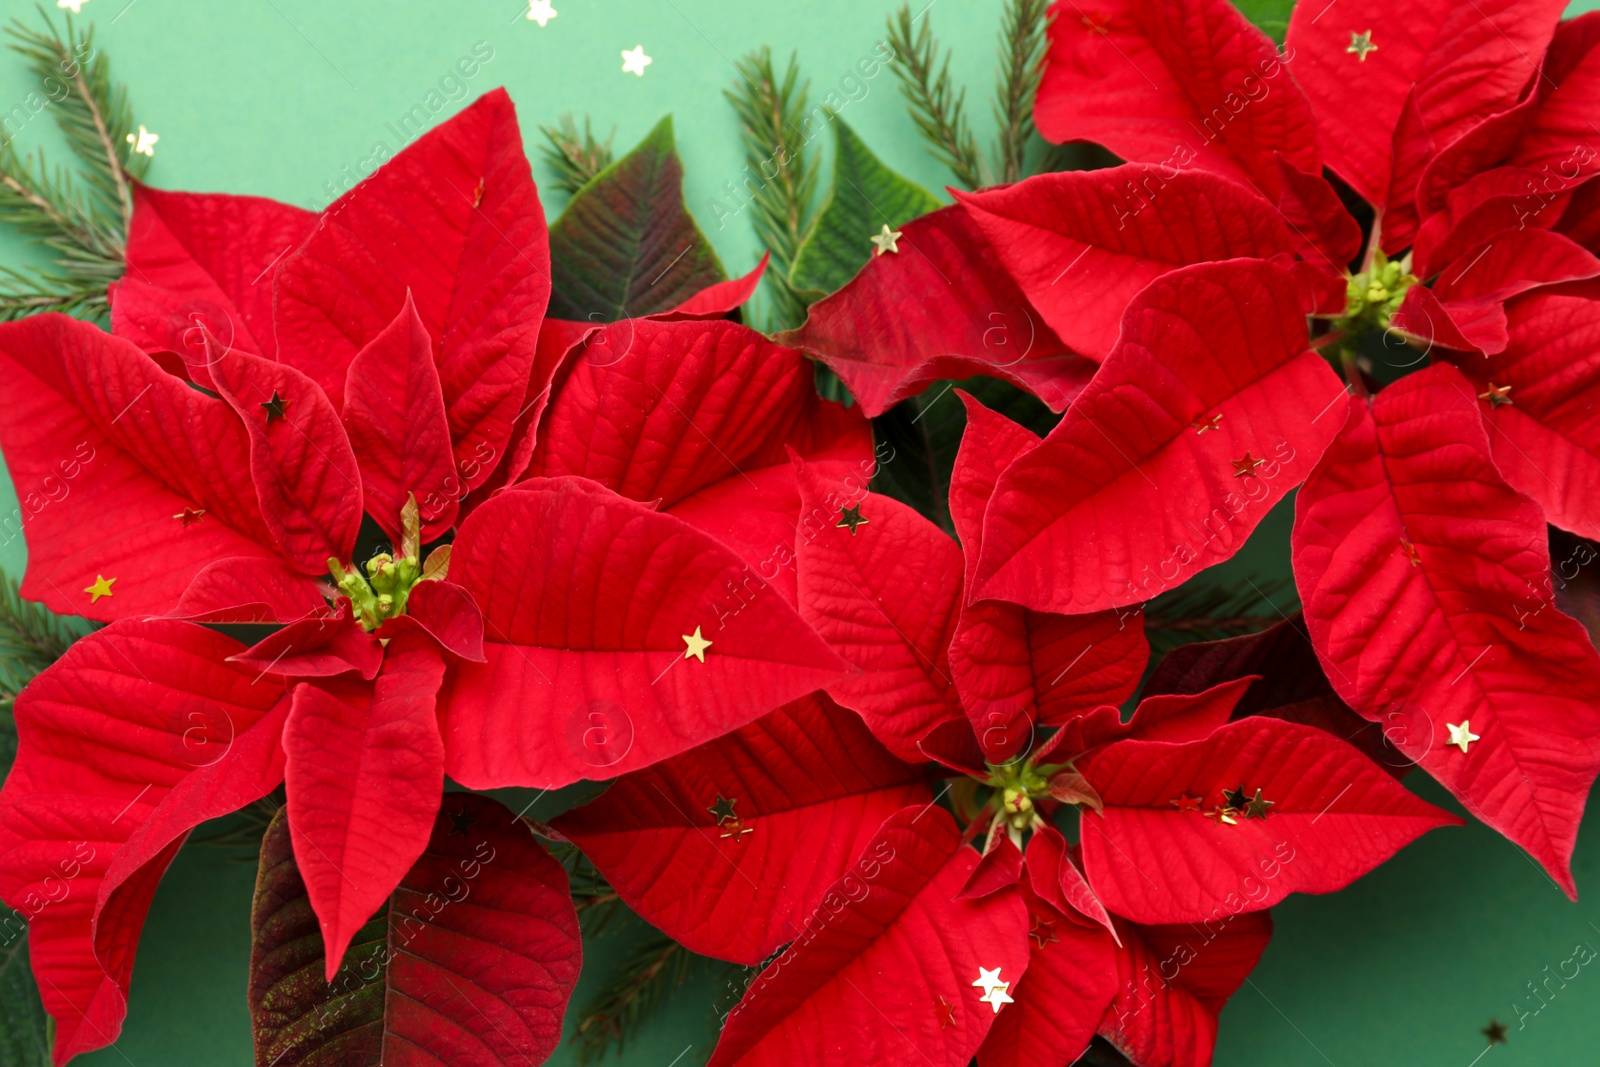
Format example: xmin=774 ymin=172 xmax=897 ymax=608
xmin=971 ymin=967 xmax=1006 ymax=997
xmin=1170 ymin=793 xmax=1203 ymax=812
xmin=1478 ymin=382 xmax=1513 ymax=407
xmin=1346 ymin=29 xmax=1378 ymax=61
xmin=869 ymin=224 xmax=903 ymax=255
xmin=84 ymin=574 xmax=115 ymax=603
xmin=980 ymin=982 xmax=1014 ymax=1013
xmin=1446 ymin=720 xmax=1481 ymax=754
xmin=1222 ymin=784 xmax=1251 ymax=810
xmin=525 ymin=0 xmax=557 ymax=26
xmin=1244 ymin=789 xmax=1275 ymax=820
xmin=934 ymin=996 xmax=956 ymax=1029
xmin=1029 ymin=914 xmax=1059 ymax=947
xmin=57 ymin=0 xmax=88 ymax=12
xmin=260 ymin=391 xmax=290 ymax=424
xmin=1482 ymin=1018 xmax=1508 ymax=1046
xmin=621 ymin=45 xmax=653 ymax=76
xmin=837 ymin=504 xmax=869 ymax=534
xmin=1190 ymin=413 xmax=1223 ymax=434
xmin=1231 ymin=453 xmax=1265 ymax=478
xmin=707 ymin=794 xmax=738 ymax=823
xmin=447 ymin=806 xmax=478 ymax=836
xmin=682 ymin=625 xmax=712 ymax=662
xmin=1400 ymin=539 xmax=1422 ymax=567
xmin=719 ymin=818 xmax=754 ymax=841
xmin=126 ymin=124 xmax=159 ymax=157
xmin=1204 ymin=807 xmax=1240 ymax=825
xmin=174 ymin=506 xmax=206 ymax=527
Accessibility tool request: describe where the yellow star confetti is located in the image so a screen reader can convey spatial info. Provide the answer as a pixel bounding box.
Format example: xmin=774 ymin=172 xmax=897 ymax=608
xmin=837 ymin=504 xmax=869 ymax=534
xmin=682 ymin=625 xmax=712 ymax=662
xmin=707 ymin=795 xmax=738 ymax=822
xmin=621 ymin=45 xmax=652 ymax=76
xmin=1446 ymin=720 xmax=1481 ymax=754
xmin=84 ymin=574 xmax=115 ymax=603
xmin=525 ymin=0 xmax=557 ymax=26
xmin=126 ymin=125 xmax=159 ymax=157
xmin=1346 ymin=30 xmax=1378 ymax=61
xmin=1478 ymin=382 xmax=1513 ymax=407
xmin=869 ymin=224 xmax=903 ymax=255
xmin=174 ymin=506 xmax=206 ymax=527
xmin=1190 ymin=413 xmax=1223 ymax=434
xmin=1231 ymin=453 xmax=1265 ymax=478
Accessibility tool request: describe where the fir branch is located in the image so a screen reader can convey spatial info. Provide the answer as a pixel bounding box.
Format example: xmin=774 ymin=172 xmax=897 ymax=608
xmin=572 ymin=929 xmax=720 ymax=1065
xmin=0 ymin=6 xmax=142 ymax=323
xmin=1144 ymin=578 xmax=1295 ymax=652
xmin=886 ymin=3 xmax=983 ymax=190
xmin=537 ymin=114 xmax=615 ymax=196
xmin=992 ymin=0 xmax=1051 ymax=184
xmin=0 ymin=569 xmax=73 ymax=705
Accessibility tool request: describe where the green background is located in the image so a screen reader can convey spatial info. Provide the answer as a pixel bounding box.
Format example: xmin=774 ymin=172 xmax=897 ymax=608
xmin=1 ymin=0 xmax=1599 ymax=1064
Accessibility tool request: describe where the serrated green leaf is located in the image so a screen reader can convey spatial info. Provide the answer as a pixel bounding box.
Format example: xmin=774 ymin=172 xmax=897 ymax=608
xmin=0 ymin=918 xmax=52 ymax=1067
xmin=789 ymin=119 xmax=942 ymax=297
xmin=547 ymin=115 xmax=726 ymax=322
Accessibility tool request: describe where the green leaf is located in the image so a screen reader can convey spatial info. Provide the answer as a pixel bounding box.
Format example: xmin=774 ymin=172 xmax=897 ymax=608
xmin=1234 ymin=0 xmax=1295 ymax=41
xmin=547 ymin=115 xmax=726 ymax=322
xmin=0 ymin=918 xmax=52 ymax=1067
xmin=789 ymin=119 xmax=942 ymax=298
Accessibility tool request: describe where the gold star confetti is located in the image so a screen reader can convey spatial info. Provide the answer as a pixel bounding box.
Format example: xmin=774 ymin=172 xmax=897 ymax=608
xmin=934 ymin=996 xmax=957 ymax=1029
xmin=1190 ymin=413 xmax=1223 ymax=434
xmin=1029 ymin=914 xmax=1059 ymax=947
xmin=719 ymin=818 xmax=754 ymax=841
xmin=707 ymin=795 xmax=738 ymax=823
xmin=1482 ymin=1018 xmax=1508 ymax=1046
xmin=1244 ymin=789 xmax=1275 ymax=820
xmin=1170 ymin=793 xmax=1203 ymax=812
xmin=972 ymin=967 xmax=1006 ymax=997
xmin=260 ymin=391 xmax=290 ymax=424
xmin=1478 ymin=382 xmax=1513 ymax=407
xmin=1204 ymin=807 xmax=1240 ymax=826
xmin=84 ymin=574 xmax=115 ymax=603
xmin=447 ymin=806 xmax=477 ymax=836
xmin=174 ymin=506 xmax=206 ymax=527
xmin=981 ymin=982 xmax=1014 ymax=1013
xmin=524 ymin=0 xmax=557 ymax=26
xmin=1446 ymin=720 xmax=1481 ymax=754
xmin=1346 ymin=29 xmax=1378 ymax=61
xmin=57 ymin=0 xmax=88 ymax=11
xmin=869 ymin=224 xmax=903 ymax=256
xmin=1400 ymin=539 xmax=1422 ymax=567
xmin=621 ymin=45 xmax=653 ymax=76
xmin=837 ymin=504 xmax=869 ymax=534
xmin=682 ymin=626 xmax=712 ymax=662
xmin=1222 ymin=784 xmax=1251 ymax=810
xmin=126 ymin=124 xmax=159 ymax=157
xmin=1231 ymin=453 xmax=1265 ymax=478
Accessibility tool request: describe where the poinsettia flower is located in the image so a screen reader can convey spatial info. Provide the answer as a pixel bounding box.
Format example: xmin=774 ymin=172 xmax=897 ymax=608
xmin=921 ymin=0 xmax=1600 ymax=893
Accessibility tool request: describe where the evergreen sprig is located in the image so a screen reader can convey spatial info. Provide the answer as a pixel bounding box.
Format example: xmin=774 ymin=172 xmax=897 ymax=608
xmin=0 ymin=5 xmax=143 ymax=323
xmin=1143 ymin=577 xmax=1296 ymax=652
xmin=0 ymin=569 xmax=72 ymax=708
xmin=537 ymin=114 xmax=615 ymax=196
xmin=885 ymin=3 xmax=983 ymax=190
xmin=724 ymin=47 xmax=819 ymax=331
xmin=572 ymin=926 xmax=731 ymax=1066
xmin=992 ymin=0 xmax=1051 ymax=184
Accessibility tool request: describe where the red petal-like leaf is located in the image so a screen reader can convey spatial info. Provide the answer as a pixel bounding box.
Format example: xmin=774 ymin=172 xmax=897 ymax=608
xmin=658 ymin=253 xmax=769 ymax=319
xmin=1025 ymin=827 xmax=1116 ymax=938
xmin=975 ymin=260 xmax=1348 ymax=614
xmin=230 ymin=601 xmax=384 ymax=680
xmin=528 ymin=316 xmax=864 ymax=508
xmin=1292 ymin=362 xmax=1600 ymax=895
xmin=378 ymin=578 xmax=487 ymax=663
xmin=707 ymin=806 xmax=1029 ymax=1067
xmin=959 ymin=832 xmax=1026 ymax=900
xmin=792 ymin=462 xmax=965 ymax=762
xmin=778 ymin=205 xmax=1093 ymax=416
xmin=112 ymin=184 xmax=314 ymax=372
xmin=1098 ymin=910 xmax=1272 ymax=1067
xmin=342 ymin=294 xmax=460 ymax=541
xmin=0 ymin=620 xmax=290 ymax=1063
xmin=978 ymin=881 xmax=1116 ymax=1067
xmin=249 ymin=793 xmax=580 ymax=1067
xmin=1080 ymin=718 xmax=1459 ymax=924
xmin=1446 ymin=284 xmax=1600 ymax=540
xmin=1036 ymin=0 xmax=1320 ymax=198
xmin=439 ymin=477 xmax=849 ymax=788
xmin=274 ymin=89 xmax=550 ymax=494
xmin=554 ymin=693 xmax=931 ymax=964
xmin=956 ymin=167 xmax=1294 ymax=361
xmin=210 ymin=346 xmax=362 ymax=570
xmin=283 ymin=633 xmax=447 ymax=979
xmin=0 ymin=315 xmax=286 ymax=621
xmin=1286 ymin=0 xmax=1565 ymax=211
xmin=172 ymin=556 xmax=329 ymax=625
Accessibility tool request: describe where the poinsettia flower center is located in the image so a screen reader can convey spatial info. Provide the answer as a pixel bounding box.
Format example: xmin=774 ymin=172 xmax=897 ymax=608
xmin=326 ymin=494 xmax=448 ymax=631
xmin=1335 ymin=249 xmax=1417 ymax=338
xmin=982 ymin=758 xmax=1055 ymax=834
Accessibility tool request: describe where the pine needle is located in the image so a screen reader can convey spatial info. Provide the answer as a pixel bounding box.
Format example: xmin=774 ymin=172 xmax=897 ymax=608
xmin=885 ymin=3 xmax=983 ymax=190
xmin=0 ymin=569 xmax=73 ymax=704
xmin=992 ymin=0 xmax=1051 ymax=184
xmin=724 ymin=47 xmax=819 ymax=331
xmin=1144 ymin=577 xmax=1296 ymax=653
xmin=0 ymin=5 xmax=143 ymax=323
xmin=538 ymin=114 xmax=615 ymax=196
